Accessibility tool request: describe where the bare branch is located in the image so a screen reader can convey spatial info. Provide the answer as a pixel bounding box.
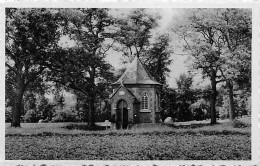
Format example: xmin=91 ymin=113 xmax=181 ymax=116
xmin=216 ymin=79 xmax=225 ymax=83
xmin=100 ymin=39 xmax=116 ymax=56
xmin=182 ymin=34 xmax=191 ymax=50
xmin=219 ymin=68 xmax=227 ymax=80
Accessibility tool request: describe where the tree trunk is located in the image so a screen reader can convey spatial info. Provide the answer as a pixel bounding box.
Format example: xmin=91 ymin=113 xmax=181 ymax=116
xmin=89 ymin=94 xmax=96 ymax=127
xmin=11 ymin=76 xmax=25 ymax=127
xmin=88 ymin=66 xmax=96 ymax=127
xmin=210 ymin=70 xmax=217 ymax=124
xmin=227 ymin=80 xmax=235 ymax=120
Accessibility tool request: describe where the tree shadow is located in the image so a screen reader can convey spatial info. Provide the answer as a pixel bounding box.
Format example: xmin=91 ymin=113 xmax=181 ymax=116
xmin=62 ymin=123 xmax=107 ymax=131
xmin=166 ymin=122 xmax=218 ymax=129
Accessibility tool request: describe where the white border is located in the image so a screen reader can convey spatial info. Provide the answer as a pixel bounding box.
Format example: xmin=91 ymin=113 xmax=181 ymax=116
xmin=1 ymin=0 xmax=259 ymax=166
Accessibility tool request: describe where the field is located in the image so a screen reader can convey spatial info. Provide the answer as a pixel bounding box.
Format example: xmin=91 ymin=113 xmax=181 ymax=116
xmin=5 ymin=118 xmax=251 ymax=160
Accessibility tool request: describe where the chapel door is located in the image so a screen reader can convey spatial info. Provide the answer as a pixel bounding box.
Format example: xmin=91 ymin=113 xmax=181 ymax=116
xmin=117 ymin=100 xmax=128 ymax=129
xmin=122 ymin=108 xmax=128 ymax=129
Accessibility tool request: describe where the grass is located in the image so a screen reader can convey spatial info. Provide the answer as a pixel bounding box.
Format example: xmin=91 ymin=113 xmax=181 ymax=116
xmin=5 ymin=117 xmax=251 ymax=160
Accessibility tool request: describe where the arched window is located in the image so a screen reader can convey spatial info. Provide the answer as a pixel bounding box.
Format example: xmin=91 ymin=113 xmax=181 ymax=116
xmin=142 ymin=92 xmax=149 ymax=110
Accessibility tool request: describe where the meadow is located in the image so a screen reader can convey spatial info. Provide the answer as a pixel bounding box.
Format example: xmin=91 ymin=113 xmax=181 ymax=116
xmin=5 ymin=118 xmax=251 ymax=160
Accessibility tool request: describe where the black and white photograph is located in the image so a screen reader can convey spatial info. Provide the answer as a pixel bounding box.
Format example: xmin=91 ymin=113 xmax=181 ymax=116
xmin=3 ymin=1 xmax=259 ymax=164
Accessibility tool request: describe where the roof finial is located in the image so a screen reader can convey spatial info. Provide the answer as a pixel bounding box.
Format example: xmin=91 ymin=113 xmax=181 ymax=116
xmin=120 ymin=78 xmax=124 ymax=87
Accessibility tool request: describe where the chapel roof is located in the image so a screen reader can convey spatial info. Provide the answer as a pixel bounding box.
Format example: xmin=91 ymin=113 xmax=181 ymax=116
xmin=112 ymin=56 xmax=162 ymax=85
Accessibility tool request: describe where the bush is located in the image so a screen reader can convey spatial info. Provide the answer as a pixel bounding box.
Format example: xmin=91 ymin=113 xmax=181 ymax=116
xmin=231 ymin=119 xmax=250 ymax=128
xmin=37 ymin=98 xmax=54 ymax=121
xmin=5 ymin=107 xmax=12 ymax=122
xmin=218 ymin=107 xmax=228 ymax=120
xmin=24 ymin=109 xmax=40 ymax=123
xmin=51 ymin=108 xmax=79 ymax=122
xmin=190 ymin=99 xmax=208 ymax=121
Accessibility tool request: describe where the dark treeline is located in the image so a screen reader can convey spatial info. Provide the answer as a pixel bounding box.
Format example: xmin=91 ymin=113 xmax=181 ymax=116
xmin=160 ymin=74 xmax=251 ymax=123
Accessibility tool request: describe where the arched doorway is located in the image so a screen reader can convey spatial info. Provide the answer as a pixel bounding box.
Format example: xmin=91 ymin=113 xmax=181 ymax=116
xmin=117 ymin=99 xmax=128 ymax=129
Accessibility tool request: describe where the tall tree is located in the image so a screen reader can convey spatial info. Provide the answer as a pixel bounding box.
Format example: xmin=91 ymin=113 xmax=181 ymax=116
xmin=143 ymin=34 xmax=173 ymax=85
xmin=174 ymin=73 xmax=195 ymax=121
xmin=48 ymin=9 xmax=115 ymax=127
xmin=114 ymin=9 xmax=159 ymax=61
xmin=172 ymin=9 xmax=224 ymax=124
xmin=5 ymin=8 xmax=61 ymax=127
xmin=114 ymin=9 xmax=173 ymax=86
xmin=216 ymin=9 xmax=251 ymax=120
xmin=172 ymin=9 xmax=251 ymax=123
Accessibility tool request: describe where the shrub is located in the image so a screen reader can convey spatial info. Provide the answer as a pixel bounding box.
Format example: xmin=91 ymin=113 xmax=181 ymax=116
xmin=231 ymin=119 xmax=250 ymax=128
xmin=190 ymin=99 xmax=208 ymax=121
xmin=5 ymin=107 xmax=12 ymax=122
xmin=36 ymin=97 xmax=54 ymax=121
xmin=219 ymin=107 xmax=228 ymax=120
xmin=51 ymin=108 xmax=79 ymax=122
xmin=24 ymin=109 xmax=40 ymax=123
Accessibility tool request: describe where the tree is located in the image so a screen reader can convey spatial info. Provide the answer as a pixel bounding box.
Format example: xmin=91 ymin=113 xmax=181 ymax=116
xmin=176 ymin=73 xmax=193 ymax=91
xmin=74 ymin=93 xmax=89 ymax=122
xmin=48 ymin=9 xmax=115 ymax=127
xmin=173 ymin=9 xmax=228 ymax=124
xmin=5 ymin=8 xmax=61 ymax=127
xmin=215 ymin=9 xmax=251 ymax=121
xmin=53 ymin=89 xmax=65 ymax=110
xmin=175 ymin=73 xmax=195 ymax=121
xmin=114 ymin=9 xmax=159 ymax=61
xmin=5 ymin=70 xmax=15 ymax=104
xmin=173 ymin=9 xmax=251 ymax=123
xmin=160 ymin=86 xmax=177 ymax=122
xmin=36 ymin=95 xmax=54 ymax=121
xmin=143 ymin=34 xmax=173 ymax=85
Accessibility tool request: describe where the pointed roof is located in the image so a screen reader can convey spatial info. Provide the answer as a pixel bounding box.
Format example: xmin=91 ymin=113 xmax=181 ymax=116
xmin=112 ymin=56 xmax=162 ymax=85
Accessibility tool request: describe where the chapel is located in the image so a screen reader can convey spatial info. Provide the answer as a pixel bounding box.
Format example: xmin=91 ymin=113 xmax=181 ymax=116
xmin=109 ymin=56 xmax=162 ymax=129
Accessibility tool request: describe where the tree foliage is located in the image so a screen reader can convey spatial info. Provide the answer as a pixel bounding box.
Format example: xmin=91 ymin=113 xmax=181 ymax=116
xmin=47 ymin=8 xmax=115 ymax=126
xmin=5 ymin=8 xmax=61 ymax=127
xmin=114 ymin=9 xmax=159 ymax=61
xmin=175 ymin=73 xmax=195 ymax=121
xmin=143 ymin=34 xmax=173 ymax=85
xmin=172 ymin=8 xmax=251 ymax=123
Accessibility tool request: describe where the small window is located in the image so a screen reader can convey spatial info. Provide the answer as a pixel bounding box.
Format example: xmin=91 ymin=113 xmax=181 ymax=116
xmin=142 ymin=92 xmax=149 ymax=110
